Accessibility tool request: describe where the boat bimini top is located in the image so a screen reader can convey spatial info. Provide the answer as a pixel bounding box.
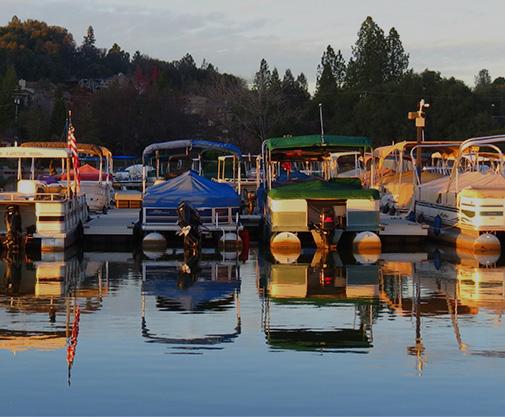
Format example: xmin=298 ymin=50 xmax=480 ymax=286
xmin=142 ymin=139 xmax=242 ymax=161
xmin=21 ymin=142 xmax=113 ymax=183
xmin=21 ymin=142 xmax=112 ymax=160
xmin=264 ymin=135 xmax=372 ymax=160
xmin=0 ymin=146 xmax=70 ymax=159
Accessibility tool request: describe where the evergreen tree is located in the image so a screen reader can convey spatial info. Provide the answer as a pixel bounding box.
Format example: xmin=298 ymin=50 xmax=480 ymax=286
xmin=385 ymin=27 xmax=409 ymax=81
xmin=253 ymin=58 xmax=271 ymax=91
xmin=346 ymin=16 xmax=388 ymax=89
xmin=316 ymin=65 xmax=337 ymax=97
xmin=317 ymin=45 xmax=346 ymax=88
xmin=475 ymin=69 xmax=492 ymax=89
xmin=270 ymin=68 xmax=282 ymax=93
xmin=105 ymin=43 xmax=130 ymax=74
xmin=83 ymin=26 xmax=96 ymax=49
xmin=295 ymin=73 xmax=309 ymax=93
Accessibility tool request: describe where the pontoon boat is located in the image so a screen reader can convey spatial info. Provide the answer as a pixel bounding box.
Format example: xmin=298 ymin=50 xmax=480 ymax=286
xmin=0 ymin=146 xmax=88 ymax=252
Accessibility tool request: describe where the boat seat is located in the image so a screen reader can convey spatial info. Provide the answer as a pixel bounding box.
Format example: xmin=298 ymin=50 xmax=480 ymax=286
xmin=17 ymin=180 xmax=45 ymax=197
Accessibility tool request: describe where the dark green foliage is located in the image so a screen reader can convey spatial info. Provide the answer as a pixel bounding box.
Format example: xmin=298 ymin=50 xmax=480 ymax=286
xmin=49 ymin=89 xmax=66 ymax=138
xmin=0 ymin=17 xmax=75 ymax=81
xmin=385 ymin=27 xmax=409 ymax=81
xmin=0 ymin=15 xmax=502 ymax=153
xmin=0 ymin=65 xmax=17 ymax=129
xmin=346 ymin=16 xmax=388 ymax=89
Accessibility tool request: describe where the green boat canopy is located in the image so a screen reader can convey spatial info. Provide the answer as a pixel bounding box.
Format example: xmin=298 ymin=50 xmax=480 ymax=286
xmin=266 ymin=135 xmax=372 ymax=152
xmin=269 ymin=178 xmax=380 ymax=200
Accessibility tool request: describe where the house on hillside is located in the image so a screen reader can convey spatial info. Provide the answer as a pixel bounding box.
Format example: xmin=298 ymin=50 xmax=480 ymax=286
xmin=183 ymin=95 xmax=231 ymax=135
xmin=15 ymin=79 xmax=56 ymax=113
xmin=78 ymin=73 xmax=129 ymax=93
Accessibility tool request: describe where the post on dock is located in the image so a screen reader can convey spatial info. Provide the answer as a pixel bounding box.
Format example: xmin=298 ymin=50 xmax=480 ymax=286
xmin=408 ymin=99 xmax=429 ymax=184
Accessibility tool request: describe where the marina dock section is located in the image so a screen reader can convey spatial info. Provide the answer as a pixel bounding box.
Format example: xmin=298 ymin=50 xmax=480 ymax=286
xmin=379 ymin=213 xmax=428 ymax=244
xmin=83 ymin=208 xmax=138 ymax=248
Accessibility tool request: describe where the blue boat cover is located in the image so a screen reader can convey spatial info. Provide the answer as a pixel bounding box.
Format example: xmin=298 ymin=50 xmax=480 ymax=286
xmin=143 ymin=278 xmax=240 ymax=311
xmin=143 ymin=170 xmax=241 ymax=208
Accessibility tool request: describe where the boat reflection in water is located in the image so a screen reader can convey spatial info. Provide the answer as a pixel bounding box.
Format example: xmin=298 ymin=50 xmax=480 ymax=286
xmin=0 ymin=251 xmax=110 ymax=382
xmin=381 ymin=247 xmax=505 ymax=373
xmin=261 ymin=249 xmax=380 ymax=353
xmin=141 ymin=249 xmax=241 ymax=353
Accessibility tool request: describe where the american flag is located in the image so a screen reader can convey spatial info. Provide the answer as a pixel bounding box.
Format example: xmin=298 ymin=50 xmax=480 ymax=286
xmin=67 ymin=117 xmax=80 ymax=191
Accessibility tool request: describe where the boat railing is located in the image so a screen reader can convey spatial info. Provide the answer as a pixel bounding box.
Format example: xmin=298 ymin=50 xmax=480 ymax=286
xmin=0 ymin=192 xmax=69 ymax=202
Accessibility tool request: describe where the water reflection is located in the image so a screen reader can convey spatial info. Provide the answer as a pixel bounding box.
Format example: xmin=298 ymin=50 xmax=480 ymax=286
xmin=1 ymin=246 xmax=505 ymax=414
xmin=141 ymin=250 xmax=241 ymax=353
xmin=261 ymin=250 xmax=378 ymax=353
xmin=0 ymin=252 xmax=109 ymax=383
xmin=260 ymin=247 xmax=505 ymax=368
xmin=382 ymin=247 xmax=505 ymax=366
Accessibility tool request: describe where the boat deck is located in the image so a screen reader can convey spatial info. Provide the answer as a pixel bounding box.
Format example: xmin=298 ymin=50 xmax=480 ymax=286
xmin=84 ymin=208 xmax=139 ymax=247
xmin=380 ymin=213 xmax=428 ymax=237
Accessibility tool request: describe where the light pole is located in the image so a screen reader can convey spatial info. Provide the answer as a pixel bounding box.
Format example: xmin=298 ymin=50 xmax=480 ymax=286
xmin=319 ymin=103 xmax=325 ymax=145
xmin=14 ymin=96 xmax=21 ymax=123
xmin=408 ymin=99 xmax=430 ymax=183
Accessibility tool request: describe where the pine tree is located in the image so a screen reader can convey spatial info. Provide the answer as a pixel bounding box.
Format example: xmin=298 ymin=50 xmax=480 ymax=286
xmin=316 ymin=45 xmax=346 ymax=89
xmin=296 ymin=73 xmax=309 ymax=93
xmin=385 ymin=27 xmax=409 ymax=81
xmin=105 ymin=43 xmax=130 ymax=74
xmin=270 ymin=68 xmax=282 ymax=94
xmin=282 ymin=69 xmax=296 ymax=89
xmin=316 ymin=64 xmax=337 ymax=97
xmin=475 ymin=69 xmax=492 ymax=89
xmin=83 ymin=26 xmax=96 ymax=49
xmin=253 ymin=58 xmax=271 ymax=92
xmin=346 ymin=16 xmax=388 ymax=89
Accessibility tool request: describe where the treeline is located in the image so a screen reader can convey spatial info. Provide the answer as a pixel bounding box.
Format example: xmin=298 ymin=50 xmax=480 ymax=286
xmin=0 ymin=15 xmax=504 ymax=155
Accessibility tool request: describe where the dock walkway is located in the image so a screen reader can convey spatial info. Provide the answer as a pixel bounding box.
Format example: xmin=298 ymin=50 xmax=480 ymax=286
xmin=84 ymin=209 xmax=139 ymax=246
xmin=380 ymin=213 xmax=428 ymax=242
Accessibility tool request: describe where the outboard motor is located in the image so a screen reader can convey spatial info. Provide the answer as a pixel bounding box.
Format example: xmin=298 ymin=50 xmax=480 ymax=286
xmin=309 ymin=207 xmax=336 ymax=249
xmin=3 ymin=205 xmax=22 ymax=253
xmin=177 ymin=201 xmax=202 ymax=258
xmin=246 ymin=191 xmax=256 ymax=215
xmin=177 ymin=255 xmax=200 ymax=289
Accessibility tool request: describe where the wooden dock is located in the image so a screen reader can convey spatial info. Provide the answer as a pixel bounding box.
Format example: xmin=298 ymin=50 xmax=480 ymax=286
xmin=83 ymin=208 xmax=139 ymax=248
xmin=380 ymin=213 xmax=428 ymax=246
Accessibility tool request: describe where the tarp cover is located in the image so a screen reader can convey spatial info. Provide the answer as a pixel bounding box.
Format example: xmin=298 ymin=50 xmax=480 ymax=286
xmin=266 ymin=135 xmax=372 ymax=151
xmin=383 ymin=171 xmax=444 ymax=209
xmin=417 ymin=171 xmax=505 ymax=206
xmin=269 ymin=177 xmax=380 ymax=200
xmin=143 ymin=170 xmax=240 ymax=208
xmin=143 ymin=277 xmax=240 ymax=311
xmin=60 ymin=163 xmax=112 ymax=181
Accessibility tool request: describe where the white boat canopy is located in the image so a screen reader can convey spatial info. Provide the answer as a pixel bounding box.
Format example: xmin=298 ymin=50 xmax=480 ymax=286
xmin=142 ymin=139 xmax=242 ymax=160
xmin=0 ymin=146 xmax=70 ymax=159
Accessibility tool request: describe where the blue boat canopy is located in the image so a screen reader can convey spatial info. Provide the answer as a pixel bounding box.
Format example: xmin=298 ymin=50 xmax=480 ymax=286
xmin=143 ymin=170 xmax=241 ymax=208
xmin=143 ymin=277 xmax=240 ymax=311
xmin=142 ymin=139 xmax=242 ymax=160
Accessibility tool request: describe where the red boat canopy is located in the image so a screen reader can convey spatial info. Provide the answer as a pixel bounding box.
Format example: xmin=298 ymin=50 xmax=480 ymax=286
xmin=60 ymin=163 xmax=112 ymax=181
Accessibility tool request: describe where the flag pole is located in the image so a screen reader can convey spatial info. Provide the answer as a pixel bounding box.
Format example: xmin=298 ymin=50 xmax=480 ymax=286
xmin=67 ymin=110 xmax=80 ymax=194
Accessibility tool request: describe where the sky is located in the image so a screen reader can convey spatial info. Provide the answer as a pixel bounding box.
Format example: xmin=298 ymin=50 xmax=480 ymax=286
xmin=1 ymin=0 xmax=505 ymax=91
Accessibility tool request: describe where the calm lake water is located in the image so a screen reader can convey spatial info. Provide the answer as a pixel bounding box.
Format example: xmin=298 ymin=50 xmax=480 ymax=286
xmin=1 ymin=246 xmax=505 ymax=416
